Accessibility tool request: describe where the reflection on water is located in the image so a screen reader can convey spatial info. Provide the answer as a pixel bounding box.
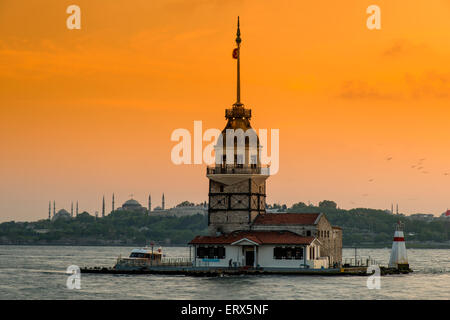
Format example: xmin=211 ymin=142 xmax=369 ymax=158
xmin=0 ymin=246 xmax=448 ymax=299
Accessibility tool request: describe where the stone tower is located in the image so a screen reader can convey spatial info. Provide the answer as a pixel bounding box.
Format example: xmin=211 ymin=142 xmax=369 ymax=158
xmin=207 ymin=17 xmax=270 ymax=235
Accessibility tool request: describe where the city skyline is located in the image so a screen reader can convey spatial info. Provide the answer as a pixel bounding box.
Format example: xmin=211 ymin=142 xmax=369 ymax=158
xmin=1 ymin=1 xmax=450 ymax=221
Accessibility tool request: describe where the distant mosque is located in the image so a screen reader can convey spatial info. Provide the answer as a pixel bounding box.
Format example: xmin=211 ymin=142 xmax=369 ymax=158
xmin=47 ymin=193 xmax=207 ymax=221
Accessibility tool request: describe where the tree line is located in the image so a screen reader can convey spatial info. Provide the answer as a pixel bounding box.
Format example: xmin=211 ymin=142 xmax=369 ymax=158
xmin=0 ymin=201 xmax=448 ymax=247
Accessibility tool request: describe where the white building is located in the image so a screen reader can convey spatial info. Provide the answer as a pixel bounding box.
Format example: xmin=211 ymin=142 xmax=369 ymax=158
xmin=189 ymin=230 xmax=327 ymax=269
xmin=151 ymin=204 xmax=207 ymax=217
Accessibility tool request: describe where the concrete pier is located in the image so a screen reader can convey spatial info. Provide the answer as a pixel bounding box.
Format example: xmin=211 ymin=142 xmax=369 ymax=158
xmin=80 ymin=265 xmax=411 ymax=276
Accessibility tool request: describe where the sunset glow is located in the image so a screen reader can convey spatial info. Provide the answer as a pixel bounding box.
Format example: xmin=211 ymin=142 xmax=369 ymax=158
xmin=1 ymin=0 xmax=450 ymax=221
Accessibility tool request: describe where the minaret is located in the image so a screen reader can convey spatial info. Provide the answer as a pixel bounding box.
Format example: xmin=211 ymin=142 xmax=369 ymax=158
xmin=396 ymin=204 xmax=399 ymax=215
xmin=148 ymin=194 xmax=152 ymax=213
xmin=162 ymin=193 xmax=165 ymax=210
xmin=391 ymin=204 xmax=394 ymax=214
xmin=71 ymin=202 xmax=73 ymax=217
xmin=102 ymin=195 xmax=105 ymax=217
xmin=53 ymin=201 xmax=56 ymax=217
xmin=207 ymin=18 xmax=269 ymax=235
xmin=48 ymin=201 xmax=51 ymax=220
xmin=76 ymin=201 xmax=79 ymax=216
xmin=112 ymin=193 xmax=115 ymax=213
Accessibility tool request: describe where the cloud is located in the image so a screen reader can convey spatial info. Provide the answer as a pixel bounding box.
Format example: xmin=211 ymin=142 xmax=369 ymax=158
xmin=382 ymin=39 xmax=428 ymax=58
xmin=339 ymin=71 xmax=450 ymax=101
xmin=338 ymin=80 xmax=396 ymax=100
xmin=405 ymin=71 xmax=450 ymax=99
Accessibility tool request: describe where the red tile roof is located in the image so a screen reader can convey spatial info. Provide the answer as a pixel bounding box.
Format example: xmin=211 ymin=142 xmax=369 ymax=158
xmin=253 ymin=213 xmax=320 ymax=225
xmin=189 ymin=230 xmax=315 ymax=245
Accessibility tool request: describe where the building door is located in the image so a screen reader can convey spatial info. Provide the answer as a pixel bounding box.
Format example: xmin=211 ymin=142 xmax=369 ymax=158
xmin=245 ymin=251 xmax=254 ymax=267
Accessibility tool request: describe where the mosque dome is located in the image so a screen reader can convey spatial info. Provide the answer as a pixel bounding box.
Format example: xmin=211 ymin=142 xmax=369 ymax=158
xmin=123 ymin=199 xmax=142 ymax=208
xmin=52 ymin=209 xmax=71 ymax=221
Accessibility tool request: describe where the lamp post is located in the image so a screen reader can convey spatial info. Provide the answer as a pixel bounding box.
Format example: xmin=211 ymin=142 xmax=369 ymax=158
xmin=150 ymin=241 xmax=154 ymax=266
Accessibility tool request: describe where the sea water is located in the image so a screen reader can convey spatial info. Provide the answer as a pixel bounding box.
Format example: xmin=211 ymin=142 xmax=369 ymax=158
xmin=0 ymin=245 xmax=448 ymax=299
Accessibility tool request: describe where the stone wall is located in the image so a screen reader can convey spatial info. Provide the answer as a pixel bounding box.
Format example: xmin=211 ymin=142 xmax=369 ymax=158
xmin=250 ymin=214 xmax=342 ymax=266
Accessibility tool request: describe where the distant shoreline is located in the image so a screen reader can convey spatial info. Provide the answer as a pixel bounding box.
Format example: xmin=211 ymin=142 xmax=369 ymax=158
xmin=0 ymin=242 xmax=449 ymax=249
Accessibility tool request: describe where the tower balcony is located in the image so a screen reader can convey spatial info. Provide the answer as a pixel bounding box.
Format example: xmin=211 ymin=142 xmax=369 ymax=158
xmin=207 ymin=164 xmax=270 ymax=175
xmin=225 ymin=108 xmax=251 ymax=119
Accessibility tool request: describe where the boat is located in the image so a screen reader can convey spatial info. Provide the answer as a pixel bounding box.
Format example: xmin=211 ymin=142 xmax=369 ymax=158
xmin=114 ymin=246 xmax=163 ymax=270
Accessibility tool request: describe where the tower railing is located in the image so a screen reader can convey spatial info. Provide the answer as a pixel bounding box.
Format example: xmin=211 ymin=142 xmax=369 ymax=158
xmin=225 ymin=108 xmax=251 ymax=119
xmin=207 ymin=164 xmax=270 ymax=175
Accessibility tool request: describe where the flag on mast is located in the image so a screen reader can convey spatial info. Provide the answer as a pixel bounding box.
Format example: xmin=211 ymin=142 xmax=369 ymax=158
xmin=232 ymin=47 xmax=239 ymax=59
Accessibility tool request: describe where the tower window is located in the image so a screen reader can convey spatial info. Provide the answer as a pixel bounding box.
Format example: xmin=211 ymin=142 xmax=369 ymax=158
xmin=220 ymin=186 xmax=224 ymax=192
xmin=306 ymin=230 xmax=311 ymax=237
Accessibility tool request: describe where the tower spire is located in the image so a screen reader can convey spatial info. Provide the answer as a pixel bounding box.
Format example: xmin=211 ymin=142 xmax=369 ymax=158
xmin=112 ymin=193 xmax=115 ymax=213
xmin=235 ymin=16 xmax=242 ymax=106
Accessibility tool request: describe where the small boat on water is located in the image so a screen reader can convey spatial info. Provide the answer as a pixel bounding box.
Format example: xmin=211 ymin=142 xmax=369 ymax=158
xmin=115 ymin=246 xmax=163 ymax=270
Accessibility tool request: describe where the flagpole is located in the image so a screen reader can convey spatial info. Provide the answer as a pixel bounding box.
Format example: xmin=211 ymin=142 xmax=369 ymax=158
xmin=236 ymin=16 xmax=241 ymax=106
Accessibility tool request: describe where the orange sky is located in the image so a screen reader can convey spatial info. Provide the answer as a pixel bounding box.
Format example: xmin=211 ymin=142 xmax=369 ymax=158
xmin=1 ymin=0 xmax=450 ymax=221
